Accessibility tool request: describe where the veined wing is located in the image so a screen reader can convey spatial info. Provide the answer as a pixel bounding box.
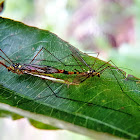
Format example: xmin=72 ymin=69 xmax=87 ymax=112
xmin=22 ymin=64 xmax=59 ymax=74
xmin=72 ymin=73 xmax=92 ymax=84
xmin=69 ymin=46 xmax=92 ymax=70
xmin=24 ymin=70 xmax=64 ymax=83
xmin=22 ymin=64 xmax=77 ymax=85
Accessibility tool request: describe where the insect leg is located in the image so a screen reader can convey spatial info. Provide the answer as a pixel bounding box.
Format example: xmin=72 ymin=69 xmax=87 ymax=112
xmin=0 ymin=61 xmax=8 ymax=69
xmin=30 ymin=47 xmax=76 ymax=67
xmin=0 ymin=56 xmax=11 ymax=65
xmin=91 ymin=52 xmax=100 ymax=68
xmin=69 ymin=46 xmax=92 ymax=70
xmin=44 ymin=81 xmax=132 ymax=116
xmin=98 ymin=65 xmax=140 ymax=106
xmin=0 ymin=49 xmax=13 ymax=64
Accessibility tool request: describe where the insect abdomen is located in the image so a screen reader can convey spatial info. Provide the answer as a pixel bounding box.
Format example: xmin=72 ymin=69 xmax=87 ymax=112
xmin=58 ymin=70 xmax=80 ymax=75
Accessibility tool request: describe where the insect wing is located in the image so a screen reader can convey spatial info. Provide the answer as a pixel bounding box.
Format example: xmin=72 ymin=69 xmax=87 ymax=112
xmin=72 ymin=74 xmax=90 ymax=84
xmin=22 ymin=64 xmax=59 ymax=74
xmin=69 ymin=46 xmax=92 ymax=70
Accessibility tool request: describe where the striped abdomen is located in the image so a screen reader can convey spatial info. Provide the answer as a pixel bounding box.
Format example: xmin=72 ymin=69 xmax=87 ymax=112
xmin=58 ymin=69 xmax=81 ymax=75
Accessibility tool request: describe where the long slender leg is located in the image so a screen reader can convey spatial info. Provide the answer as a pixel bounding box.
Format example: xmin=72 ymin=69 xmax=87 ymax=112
xmin=15 ymin=79 xmax=132 ymax=116
xmin=70 ymin=54 xmax=85 ymax=72
xmin=0 ymin=55 xmax=11 ymax=69
xmin=98 ymin=65 xmax=140 ymax=106
xmin=43 ymin=81 xmax=132 ymax=116
xmin=30 ymin=47 xmax=75 ymax=67
xmin=32 ymin=53 xmax=72 ymax=64
xmin=30 ymin=47 xmax=44 ymax=64
xmin=0 ymin=56 xmax=11 ymax=65
xmin=91 ymin=52 xmax=99 ymax=69
xmin=42 ymin=47 xmax=66 ymax=66
xmin=69 ymin=49 xmax=100 ymax=72
xmin=74 ymin=69 xmax=80 ymax=72
xmin=106 ymin=60 xmax=127 ymax=79
xmin=72 ymin=60 xmax=117 ymax=84
xmin=43 ymin=47 xmax=90 ymax=69
xmin=0 ymin=49 xmax=13 ymax=64
xmin=0 ymin=61 xmax=8 ymax=69
xmin=65 ymin=52 xmax=100 ymax=68
xmin=96 ymin=60 xmax=127 ymax=80
xmin=107 ymin=60 xmax=138 ymax=82
xmin=30 ymin=47 xmax=87 ymax=73
xmin=69 ymin=46 xmax=92 ymax=70
xmin=96 ymin=60 xmax=111 ymax=72
xmin=34 ymin=83 xmax=64 ymax=100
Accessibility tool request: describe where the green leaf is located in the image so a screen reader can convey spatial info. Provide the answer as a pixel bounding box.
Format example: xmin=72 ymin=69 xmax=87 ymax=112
xmin=29 ymin=119 xmax=59 ymax=130
xmin=0 ymin=109 xmax=23 ymax=119
xmin=0 ymin=17 xmax=140 ymax=140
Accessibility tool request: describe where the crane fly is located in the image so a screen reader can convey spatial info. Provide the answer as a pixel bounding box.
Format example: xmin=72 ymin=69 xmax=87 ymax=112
xmin=0 ymin=48 xmax=101 ymax=105
xmin=34 ymin=46 xmax=139 ymax=107
xmin=0 ymin=48 xmax=125 ymax=114
xmin=0 ymin=47 xmax=139 ymax=109
xmin=0 ymin=48 xmax=100 ymax=85
xmin=0 ymin=48 xmax=78 ymax=85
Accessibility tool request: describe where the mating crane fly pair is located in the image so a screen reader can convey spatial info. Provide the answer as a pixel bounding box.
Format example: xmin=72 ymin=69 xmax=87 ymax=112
xmin=0 ymin=47 xmax=101 ymax=85
xmin=0 ymin=47 xmax=139 ymax=111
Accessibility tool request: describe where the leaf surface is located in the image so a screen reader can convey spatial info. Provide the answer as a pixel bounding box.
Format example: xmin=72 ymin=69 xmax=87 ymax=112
xmin=0 ymin=17 xmax=140 ymax=140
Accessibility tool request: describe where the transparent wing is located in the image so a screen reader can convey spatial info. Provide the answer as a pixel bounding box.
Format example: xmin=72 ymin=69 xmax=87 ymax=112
xmin=69 ymin=46 xmax=92 ymax=70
